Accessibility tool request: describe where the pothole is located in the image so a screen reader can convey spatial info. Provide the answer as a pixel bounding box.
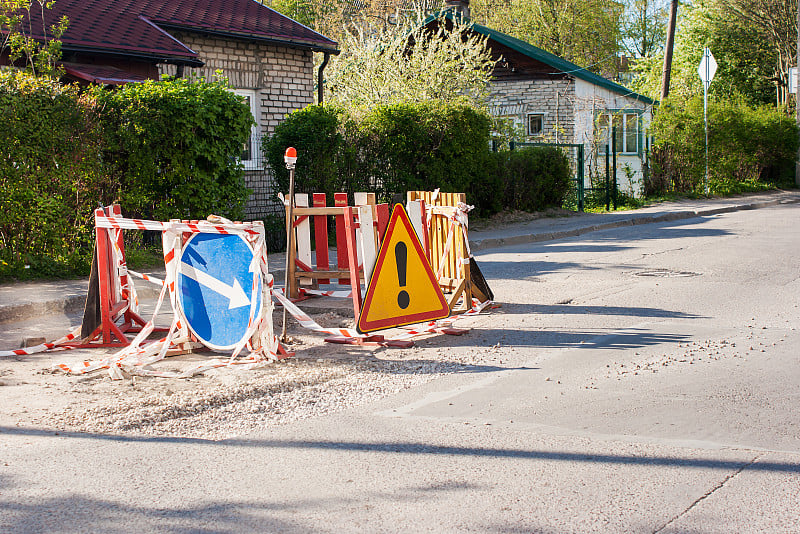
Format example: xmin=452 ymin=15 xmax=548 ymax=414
xmin=633 ymin=269 xmax=701 ymax=278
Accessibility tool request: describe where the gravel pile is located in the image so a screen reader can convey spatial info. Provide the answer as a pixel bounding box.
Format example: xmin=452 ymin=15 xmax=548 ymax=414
xmin=48 ymin=356 xmax=465 ymax=440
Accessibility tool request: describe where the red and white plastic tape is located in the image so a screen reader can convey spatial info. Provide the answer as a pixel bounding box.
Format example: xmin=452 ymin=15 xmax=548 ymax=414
xmin=1 ymin=213 xmax=280 ymax=378
xmin=274 ymin=284 xmax=490 ymax=343
xmin=53 ymin=215 xmax=281 ymax=379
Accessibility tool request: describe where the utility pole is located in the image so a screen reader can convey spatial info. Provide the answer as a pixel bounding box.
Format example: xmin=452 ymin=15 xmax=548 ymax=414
xmin=796 ymin=0 xmax=800 ymax=186
xmin=661 ymin=0 xmax=679 ymax=101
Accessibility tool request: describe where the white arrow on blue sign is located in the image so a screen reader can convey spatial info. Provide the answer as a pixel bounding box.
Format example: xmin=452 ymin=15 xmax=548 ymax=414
xmin=177 ymin=233 xmax=262 ymax=351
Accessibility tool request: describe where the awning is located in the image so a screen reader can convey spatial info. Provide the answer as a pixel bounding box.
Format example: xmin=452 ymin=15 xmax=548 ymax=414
xmin=61 ymin=63 xmax=152 ymax=85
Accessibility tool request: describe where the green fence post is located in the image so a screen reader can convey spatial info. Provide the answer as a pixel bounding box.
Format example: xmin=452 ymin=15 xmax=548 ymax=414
xmin=577 ymin=144 xmax=584 ymax=212
xmin=605 ymin=141 xmax=610 ymax=211
xmin=611 ymin=125 xmax=618 ymax=211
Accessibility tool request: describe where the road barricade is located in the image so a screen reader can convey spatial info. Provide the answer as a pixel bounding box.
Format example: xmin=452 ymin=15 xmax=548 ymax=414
xmin=284 ymin=192 xmax=390 ymax=319
xmin=407 ymin=191 xmax=493 ymax=313
xmin=1 ymin=205 xmax=288 ymax=378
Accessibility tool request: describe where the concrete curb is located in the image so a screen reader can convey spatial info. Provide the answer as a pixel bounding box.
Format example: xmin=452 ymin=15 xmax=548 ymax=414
xmin=0 ymin=296 xmax=86 ymax=325
xmin=468 ymin=197 xmax=794 ymax=252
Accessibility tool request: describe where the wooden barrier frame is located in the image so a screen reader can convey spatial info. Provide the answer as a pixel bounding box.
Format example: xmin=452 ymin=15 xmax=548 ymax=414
xmin=407 ymin=191 xmax=475 ymax=312
xmin=285 ymin=192 xmax=390 ymax=319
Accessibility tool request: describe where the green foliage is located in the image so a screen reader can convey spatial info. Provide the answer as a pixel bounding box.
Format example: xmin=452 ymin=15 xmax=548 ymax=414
xmin=1 ymin=0 xmax=69 ymax=77
xmin=262 ymin=104 xmax=358 ymax=196
xmin=0 ymin=73 xmax=255 ymax=280
xmin=647 ymin=96 xmax=798 ymax=196
xmin=357 ymin=102 xmax=493 ymax=204
xmin=325 ymin=13 xmax=496 ymax=110
xmin=264 ymin=102 xmax=493 ymax=205
xmin=471 ymin=0 xmax=623 ymax=73
xmin=95 ymin=76 xmax=254 ymax=222
xmin=264 ymin=102 xmax=572 ymax=217
xmin=0 ymin=70 xmax=108 ymax=279
xmin=630 ymin=0 xmax=782 ymax=105
xmin=621 ymin=0 xmax=667 ymax=58
xmin=493 ymin=147 xmax=572 ymax=212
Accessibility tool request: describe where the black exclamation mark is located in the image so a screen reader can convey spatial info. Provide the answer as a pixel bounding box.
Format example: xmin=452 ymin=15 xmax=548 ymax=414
xmin=395 ymin=242 xmax=410 ymax=309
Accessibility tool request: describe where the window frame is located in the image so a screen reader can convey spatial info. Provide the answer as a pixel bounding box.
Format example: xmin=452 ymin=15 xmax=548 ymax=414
xmin=527 ymin=112 xmax=545 ymax=136
xmin=232 ymin=88 xmax=261 ymax=170
xmin=597 ymin=109 xmax=642 ymax=155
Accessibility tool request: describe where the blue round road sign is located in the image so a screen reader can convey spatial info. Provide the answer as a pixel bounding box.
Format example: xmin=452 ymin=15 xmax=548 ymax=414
xmin=177 ymin=233 xmax=262 ymax=351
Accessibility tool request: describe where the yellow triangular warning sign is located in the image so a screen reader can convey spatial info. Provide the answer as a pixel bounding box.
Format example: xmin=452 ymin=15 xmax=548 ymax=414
xmin=358 ymin=204 xmax=450 ymax=333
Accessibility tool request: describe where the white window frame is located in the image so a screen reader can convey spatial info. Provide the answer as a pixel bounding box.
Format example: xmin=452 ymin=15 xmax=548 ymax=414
xmin=233 ymin=88 xmax=261 ymax=170
xmin=598 ymin=111 xmax=639 ymax=155
xmin=527 ymin=113 xmax=545 ymax=136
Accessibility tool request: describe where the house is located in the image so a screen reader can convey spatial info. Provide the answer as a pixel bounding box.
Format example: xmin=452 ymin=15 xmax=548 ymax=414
xmin=434 ymin=1 xmax=656 ymax=196
xmin=2 ymin=0 xmax=339 ymax=218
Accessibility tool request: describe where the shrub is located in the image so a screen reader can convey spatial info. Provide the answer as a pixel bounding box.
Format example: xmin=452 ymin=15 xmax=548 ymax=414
xmin=262 ymin=104 xmax=359 ymax=196
xmin=0 ymin=70 xmax=109 ymax=277
xmin=264 ymin=102 xmax=497 ymax=211
xmin=0 ymin=73 xmax=255 ymax=280
xmin=496 ymin=147 xmax=572 ymax=212
xmin=357 ymin=101 xmax=493 ymax=202
xmin=647 ymin=96 xmax=798 ymax=195
xmin=96 ymin=76 xmax=254 ymax=221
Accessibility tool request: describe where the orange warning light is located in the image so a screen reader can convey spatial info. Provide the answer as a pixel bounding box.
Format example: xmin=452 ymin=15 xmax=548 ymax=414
xmin=284 ymin=147 xmax=297 ymax=169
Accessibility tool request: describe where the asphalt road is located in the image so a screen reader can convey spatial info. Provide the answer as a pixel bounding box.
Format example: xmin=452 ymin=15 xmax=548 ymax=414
xmin=2 ymin=204 xmax=799 ymax=533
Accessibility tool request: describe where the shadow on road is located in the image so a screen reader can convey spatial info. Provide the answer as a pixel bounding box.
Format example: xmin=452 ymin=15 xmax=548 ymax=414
xmin=2 ymin=427 xmax=798 ymax=474
xmin=493 ymin=302 xmax=705 ymax=319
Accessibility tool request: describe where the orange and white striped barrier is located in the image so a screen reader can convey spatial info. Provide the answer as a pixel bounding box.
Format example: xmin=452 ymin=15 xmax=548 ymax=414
xmin=42 ymin=211 xmax=282 ymax=379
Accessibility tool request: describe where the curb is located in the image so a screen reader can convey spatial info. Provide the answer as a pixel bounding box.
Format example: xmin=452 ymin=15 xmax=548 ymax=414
xmin=0 ymin=296 xmax=86 ymax=325
xmin=469 ymin=198 xmax=794 ymax=252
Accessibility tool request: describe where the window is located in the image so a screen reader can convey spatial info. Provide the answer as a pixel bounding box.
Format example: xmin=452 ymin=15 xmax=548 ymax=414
xmin=527 ymin=113 xmax=544 ymax=136
xmin=597 ymin=111 xmax=639 ymax=154
xmin=233 ymin=89 xmax=260 ymax=169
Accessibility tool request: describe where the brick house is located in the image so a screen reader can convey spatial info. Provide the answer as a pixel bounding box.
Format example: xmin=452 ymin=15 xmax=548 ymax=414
xmin=435 ymin=1 xmax=656 ymax=195
xmin=3 ymin=0 xmax=339 ymax=218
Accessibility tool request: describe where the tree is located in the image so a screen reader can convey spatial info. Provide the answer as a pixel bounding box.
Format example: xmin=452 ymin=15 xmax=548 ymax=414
xmin=718 ymin=0 xmax=796 ymax=105
xmin=470 ymin=0 xmax=623 ymax=73
xmin=630 ymin=0 xmax=779 ymax=105
xmin=324 ymin=13 xmax=496 ymax=110
xmin=1 ymin=0 xmax=68 ymax=77
xmin=621 ymin=0 xmax=668 ymax=58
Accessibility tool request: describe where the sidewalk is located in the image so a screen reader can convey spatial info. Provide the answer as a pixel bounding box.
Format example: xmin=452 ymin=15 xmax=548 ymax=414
xmin=1 ymin=190 xmax=798 ymax=330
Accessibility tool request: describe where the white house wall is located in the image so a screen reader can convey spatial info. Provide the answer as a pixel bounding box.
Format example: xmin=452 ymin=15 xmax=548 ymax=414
xmin=573 ymin=78 xmax=654 ymax=196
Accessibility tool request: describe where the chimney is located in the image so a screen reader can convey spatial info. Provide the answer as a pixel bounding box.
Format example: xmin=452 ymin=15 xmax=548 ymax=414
xmin=444 ymin=0 xmax=470 ymax=19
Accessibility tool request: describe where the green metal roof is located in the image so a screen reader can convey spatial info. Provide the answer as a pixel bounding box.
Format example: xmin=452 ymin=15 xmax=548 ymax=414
xmin=427 ymin=12 xmax=655 ymax=105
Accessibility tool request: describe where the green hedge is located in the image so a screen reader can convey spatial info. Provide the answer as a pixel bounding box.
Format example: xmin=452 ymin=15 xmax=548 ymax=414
xmin=96 ymin=77 xmax=253 ymax=221
xmin=0 ymin=73 xmax=254 ymax=279
xmin=648 ymin=96 xmax=798 ymax=195
xmin=0 ymin=71 xmax=109 ymax=277
xmin=263 ymin=103 xmax=571 ymax=217
xmin=495 ymin=147 xmax=572 ymax=212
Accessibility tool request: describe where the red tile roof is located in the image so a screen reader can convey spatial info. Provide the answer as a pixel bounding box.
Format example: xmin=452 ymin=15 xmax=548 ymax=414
xmin=16 ymin=0 xmax=338 ymax=64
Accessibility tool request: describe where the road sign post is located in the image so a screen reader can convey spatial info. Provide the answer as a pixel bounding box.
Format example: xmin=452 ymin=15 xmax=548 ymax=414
xmin=282 ymin=147 xmax=297 ymax=342
xmin=698 ymin=48 xmax=717 ymax=196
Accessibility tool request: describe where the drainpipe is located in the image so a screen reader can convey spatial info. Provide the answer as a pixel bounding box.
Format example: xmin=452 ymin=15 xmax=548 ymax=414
xmin=317 ymin=52 xmax=330 ymax=105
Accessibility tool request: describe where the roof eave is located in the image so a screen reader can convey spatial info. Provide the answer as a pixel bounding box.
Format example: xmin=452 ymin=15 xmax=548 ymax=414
xmin=155 ymin=23 xmax=340 ymax=54
xmin=61 ymin=44 xmax=205 ymax=67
